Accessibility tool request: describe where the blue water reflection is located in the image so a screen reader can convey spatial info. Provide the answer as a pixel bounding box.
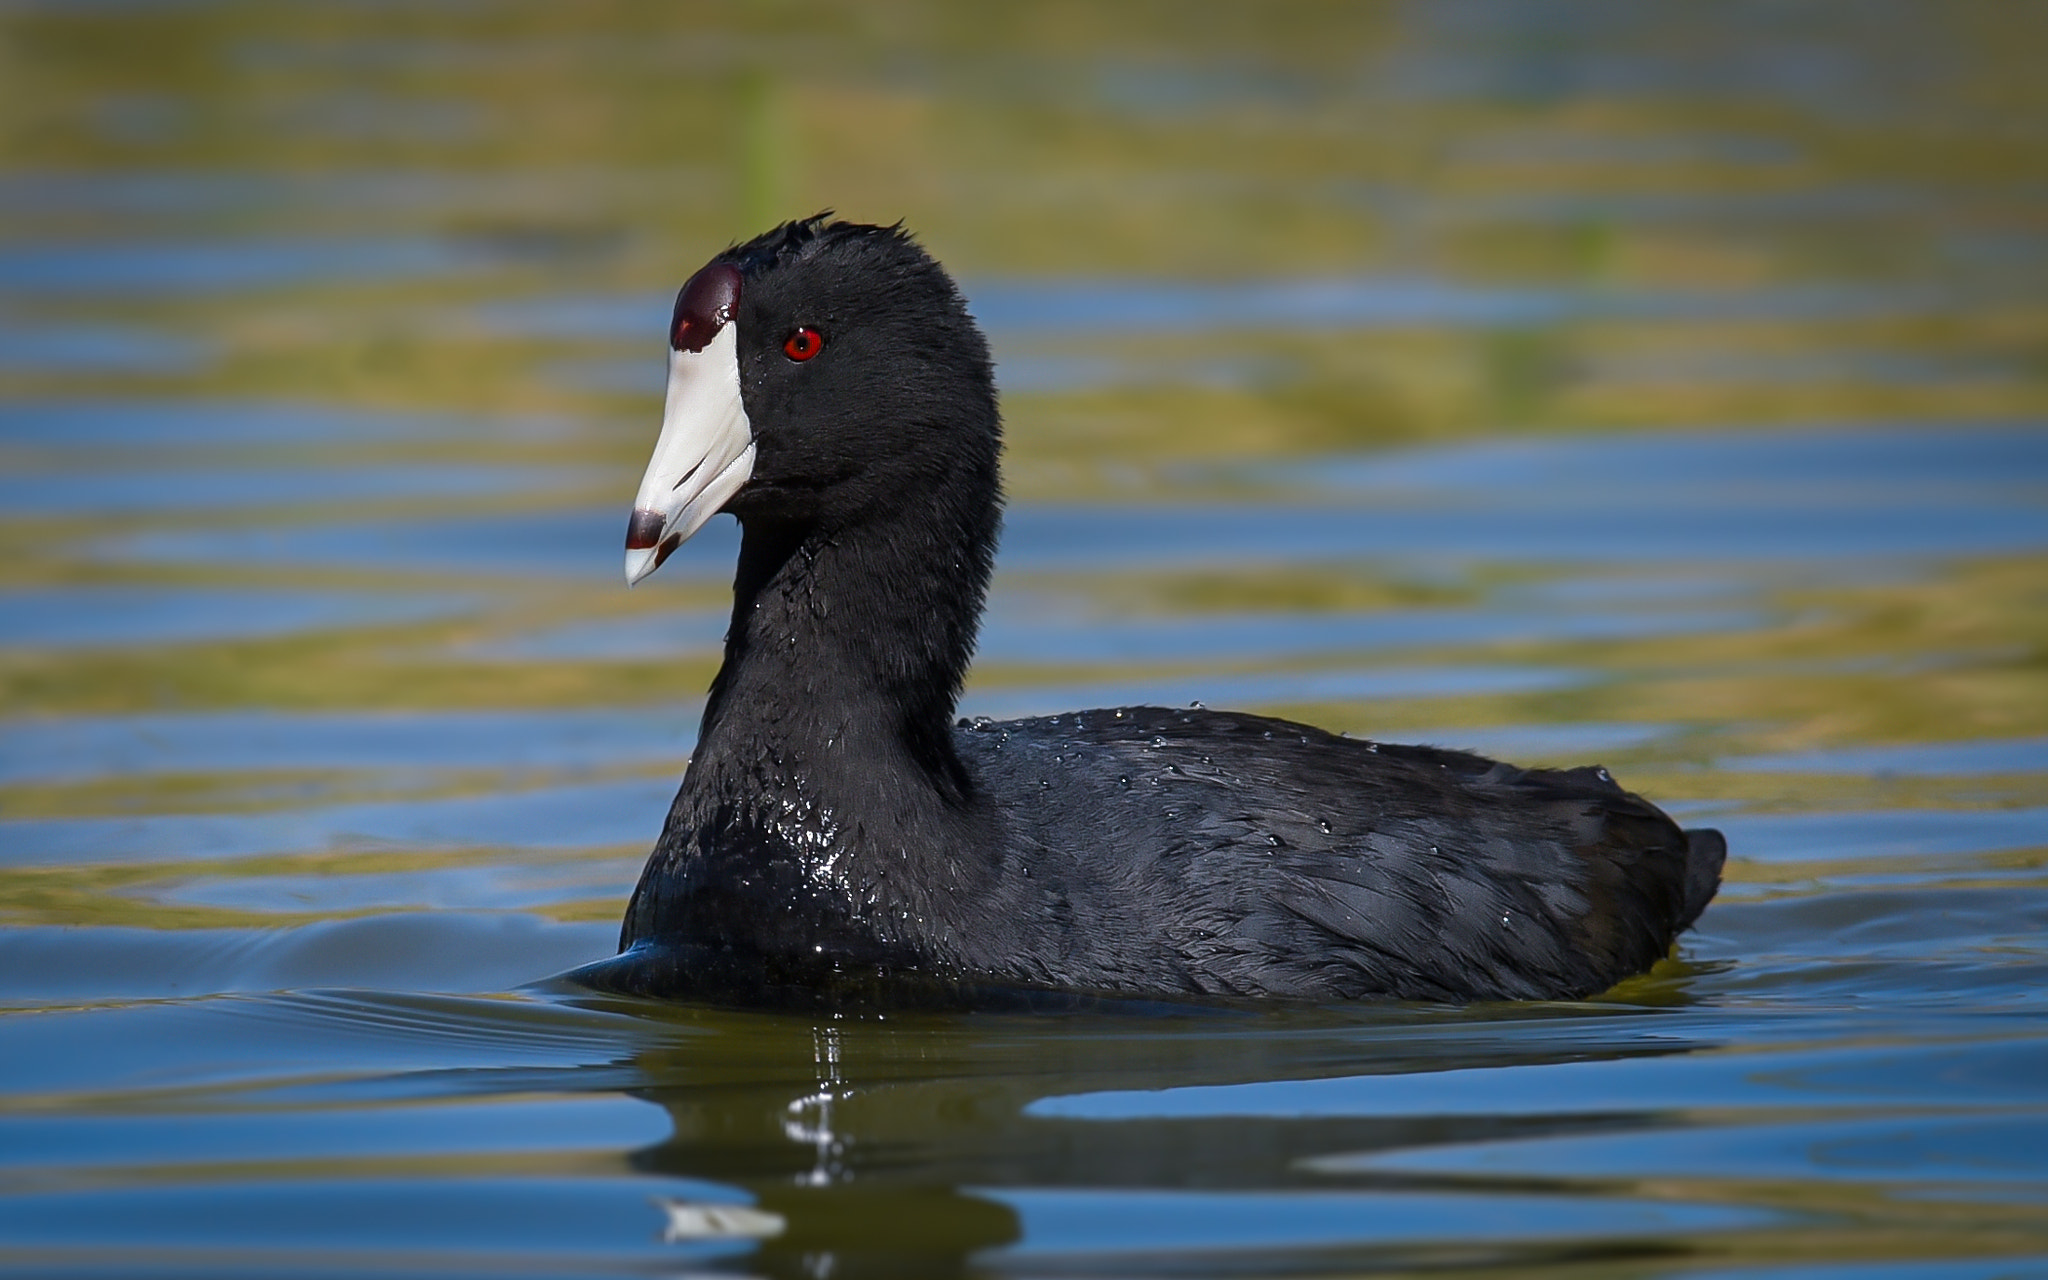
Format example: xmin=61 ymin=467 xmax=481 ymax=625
xmin=0 ymin=236 xmax=488 ymax=295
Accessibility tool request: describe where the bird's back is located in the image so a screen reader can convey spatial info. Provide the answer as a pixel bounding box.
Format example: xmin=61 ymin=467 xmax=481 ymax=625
xmin=953 ymin=706 xmax=1723 ymax=1002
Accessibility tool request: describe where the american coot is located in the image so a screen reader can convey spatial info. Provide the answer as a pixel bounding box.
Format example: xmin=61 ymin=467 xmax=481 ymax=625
xmin=570 ymin=216 xmax=1724 ymax=1009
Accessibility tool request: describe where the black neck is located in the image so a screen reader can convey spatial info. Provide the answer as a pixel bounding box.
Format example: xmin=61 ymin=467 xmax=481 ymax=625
xmin=693 ymin=484 xmax=997 ymax=806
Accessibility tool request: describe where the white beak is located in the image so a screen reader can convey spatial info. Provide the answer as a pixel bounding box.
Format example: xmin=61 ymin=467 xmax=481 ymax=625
xmin=624 ymin=323 xmax=756 ymax=585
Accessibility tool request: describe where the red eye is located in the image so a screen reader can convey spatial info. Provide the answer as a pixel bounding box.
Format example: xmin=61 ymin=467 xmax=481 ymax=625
xmin=782 ymin=327 xmax=824 ymax=361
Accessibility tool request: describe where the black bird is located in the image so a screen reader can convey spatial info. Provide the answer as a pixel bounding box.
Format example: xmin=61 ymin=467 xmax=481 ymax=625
xmin=571 ymin=216 xmax=1724 ymax=1009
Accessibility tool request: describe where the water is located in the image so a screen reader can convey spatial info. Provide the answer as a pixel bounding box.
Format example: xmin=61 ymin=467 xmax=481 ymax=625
xmin=3 ymin=2 xmax=2046 ymax=1276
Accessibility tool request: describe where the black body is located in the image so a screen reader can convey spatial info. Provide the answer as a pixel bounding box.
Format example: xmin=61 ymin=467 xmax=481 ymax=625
xmin=577 ymin=217 xmax=1724 ymax=1008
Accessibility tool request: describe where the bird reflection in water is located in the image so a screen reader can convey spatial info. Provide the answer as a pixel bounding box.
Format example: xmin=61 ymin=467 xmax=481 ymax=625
xmin=630 ymin=1015 xmax=1023 ymax=1278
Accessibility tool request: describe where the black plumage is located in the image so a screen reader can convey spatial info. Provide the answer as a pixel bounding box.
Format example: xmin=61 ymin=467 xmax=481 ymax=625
xmin=574 ymin=216 xmax=1724 ymax=1009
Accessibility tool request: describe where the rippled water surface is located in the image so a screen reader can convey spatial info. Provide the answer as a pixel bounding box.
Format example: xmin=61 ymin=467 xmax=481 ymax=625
xmin=3 ymin=3 xmax=2046 ymax=1276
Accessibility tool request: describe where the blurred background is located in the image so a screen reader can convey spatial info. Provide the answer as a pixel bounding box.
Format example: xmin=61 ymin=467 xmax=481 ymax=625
xmin=1 ymin=2 xmax=2046 ymax=1277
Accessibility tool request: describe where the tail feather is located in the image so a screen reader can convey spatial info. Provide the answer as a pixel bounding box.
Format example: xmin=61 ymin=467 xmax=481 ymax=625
xmin=1677 ymin=827 xmax=1726 ymax=931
